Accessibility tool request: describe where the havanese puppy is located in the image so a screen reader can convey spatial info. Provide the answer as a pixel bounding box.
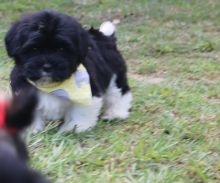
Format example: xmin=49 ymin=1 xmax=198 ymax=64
xmin=0 ymin=89 xmax=50 ymax=183
xmin=5 ymin=10 xmax=132 ymax=133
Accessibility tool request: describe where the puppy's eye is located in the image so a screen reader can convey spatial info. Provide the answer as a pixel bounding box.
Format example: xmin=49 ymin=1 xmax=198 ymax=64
xmin=32 ymin=47 xmax=38 ymax=51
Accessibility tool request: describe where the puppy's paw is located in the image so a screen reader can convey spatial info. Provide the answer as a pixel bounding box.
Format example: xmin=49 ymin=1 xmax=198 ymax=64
xmin=101 ymin=113 xmax=114 ymax=121
xmin=74 ymin=123 xmax=95 ymax=133
xmin=102 ymin=110 xmax=129 ymax=121
xmin=59 ymin=120 xmax=95 ymax=133
xmin=31 ymin=118 xmax=45 ymax=134
xmin=58 ymin=121 xmax=76 ymax=134
xmin=31 ymin=127 xmax=44 ymax=134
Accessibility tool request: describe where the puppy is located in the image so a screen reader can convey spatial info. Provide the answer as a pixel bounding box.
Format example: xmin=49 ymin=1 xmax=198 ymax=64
xmin=0 ymin=89 xmax=50 ymax=183
xmin=5 ymin=10 xmax=132 ymax=133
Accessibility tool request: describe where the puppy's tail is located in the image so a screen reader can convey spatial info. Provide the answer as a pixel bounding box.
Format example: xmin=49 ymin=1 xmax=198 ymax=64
xmin=99 ymin=21 xmax=116 ymax=36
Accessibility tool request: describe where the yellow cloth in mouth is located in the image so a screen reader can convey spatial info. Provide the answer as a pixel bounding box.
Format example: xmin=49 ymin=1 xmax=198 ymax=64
xmin=29 ymin=64 xmax=92 ymax=105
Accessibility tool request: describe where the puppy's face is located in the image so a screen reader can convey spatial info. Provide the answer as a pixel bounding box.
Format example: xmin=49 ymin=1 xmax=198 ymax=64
xmin=5 ymin=11 xmax=89 ymax=83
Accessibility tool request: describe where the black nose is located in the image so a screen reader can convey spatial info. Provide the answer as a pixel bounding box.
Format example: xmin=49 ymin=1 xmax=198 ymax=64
xmin=42 ymin=64 xmax=52 ymax=73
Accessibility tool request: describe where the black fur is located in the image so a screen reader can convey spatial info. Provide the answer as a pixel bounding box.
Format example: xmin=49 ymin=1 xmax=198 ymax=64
xmin=0 ymin=89 xmax=49 ymax=183
xmin=88 ymin=27 xmax=130 ymax=94
xmin=5 ymin=10 xmax=130 ymax=97
xmin=6 ymin=11 xmax=88 ymax=84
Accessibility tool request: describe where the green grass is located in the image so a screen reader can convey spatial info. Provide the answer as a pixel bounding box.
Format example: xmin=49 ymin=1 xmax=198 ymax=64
xmin=1 ymin=0 xmax=220 ymax=182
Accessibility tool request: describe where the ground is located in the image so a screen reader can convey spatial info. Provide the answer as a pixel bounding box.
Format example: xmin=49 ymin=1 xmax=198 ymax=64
xmin=0 ymin=0 xmax=220 ymax=182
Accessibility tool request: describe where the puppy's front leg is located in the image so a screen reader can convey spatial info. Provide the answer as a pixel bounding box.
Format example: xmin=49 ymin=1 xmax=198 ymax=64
xmin=59 ymin=97 xmax=103 ymax=133
xmin=31 ymin=111 xmax=45 ymax=133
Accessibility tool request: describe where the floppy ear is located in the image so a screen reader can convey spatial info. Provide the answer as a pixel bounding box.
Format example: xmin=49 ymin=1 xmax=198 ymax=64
xmin=78 ymin=28 xmax=90 ymax=61
xmin=6 ymin=88 xmax=37 ymax=130
xmin=5 ymin=21 xmax=22 ymax=58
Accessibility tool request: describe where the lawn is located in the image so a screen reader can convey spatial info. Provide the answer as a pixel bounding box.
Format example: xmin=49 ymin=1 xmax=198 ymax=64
xmin=0 ymin=0 xmax=220 ymax=182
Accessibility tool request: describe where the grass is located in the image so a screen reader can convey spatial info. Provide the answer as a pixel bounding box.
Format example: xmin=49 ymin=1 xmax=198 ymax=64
xmin=1 ymin=0 xmax=220 ymax=182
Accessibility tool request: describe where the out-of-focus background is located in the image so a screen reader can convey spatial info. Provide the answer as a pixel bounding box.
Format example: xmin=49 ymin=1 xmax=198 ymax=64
xmin=0 ymin=0 xmax=220 ymax=182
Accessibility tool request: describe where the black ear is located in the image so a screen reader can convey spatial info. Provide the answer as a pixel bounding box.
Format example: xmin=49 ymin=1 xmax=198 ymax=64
xmin=5 ymin=21 xmax=22 ymax=58
xmin=78 ymin=28 xmax=90 ymax=61
xmin=6 ymin=88 xmax=37 ymax=130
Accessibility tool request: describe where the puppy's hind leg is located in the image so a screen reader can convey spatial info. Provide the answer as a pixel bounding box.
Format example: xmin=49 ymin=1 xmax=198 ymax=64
xmin=102 ymin=76 xmax=132 ymax=120
xmin=59 ymin=97 xmax=103 ymax=133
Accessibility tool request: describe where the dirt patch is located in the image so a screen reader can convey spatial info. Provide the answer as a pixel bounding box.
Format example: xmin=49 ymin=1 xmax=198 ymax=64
xmin=146 ymin=77 xmax=164 ymax=84
xmin=206 ymin=96 xmax=220 ymax=104
xmin=129 ymin=72 xmax=164 ymax=84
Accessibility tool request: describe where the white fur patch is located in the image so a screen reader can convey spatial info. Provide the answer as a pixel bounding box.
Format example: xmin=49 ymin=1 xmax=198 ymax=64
xmin=37 ymin=92 xmax=71 ymax=121
xmin=32 ymin=92 xmax=71 ymax=133
xmin=59 ymin=97 xmax=103 ymax=133
xmin=32 ymin=92 xmax=103 ymax=133
xmin=102 ymin=76 xmax=132 ymax=120
xmin=99 ymin=21 xmax=116 ymax=36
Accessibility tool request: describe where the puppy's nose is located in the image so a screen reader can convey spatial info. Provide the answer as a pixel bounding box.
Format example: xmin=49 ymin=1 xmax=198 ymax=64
xmin=42 ymin=64 xmax=52 ymax=73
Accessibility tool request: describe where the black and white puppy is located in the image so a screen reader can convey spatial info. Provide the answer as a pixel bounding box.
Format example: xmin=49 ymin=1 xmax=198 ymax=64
xmin=5 ymin=10 xmax=132 ymax=133
xmin=0 ymin=89 xmax=49 ymax=183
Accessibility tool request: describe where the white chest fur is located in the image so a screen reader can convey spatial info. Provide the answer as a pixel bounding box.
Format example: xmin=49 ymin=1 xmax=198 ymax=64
xmin=33 ymin=91 xmax=103 ymax=133
xmin=37 ymin=92 xmax=71 ymax=121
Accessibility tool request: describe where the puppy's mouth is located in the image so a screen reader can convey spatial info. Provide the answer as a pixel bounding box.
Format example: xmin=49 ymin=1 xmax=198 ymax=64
xmin=35 ymin=77 xmax=52 ymax=86
xmin=27 ymin=74 xmax=53 ymax=87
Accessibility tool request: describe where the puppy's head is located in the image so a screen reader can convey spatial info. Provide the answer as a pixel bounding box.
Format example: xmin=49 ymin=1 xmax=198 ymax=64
xmin=5 ymin=11 xmax=89 ymax=83
xmin=0 ymin=89 xmax=49 ymax=183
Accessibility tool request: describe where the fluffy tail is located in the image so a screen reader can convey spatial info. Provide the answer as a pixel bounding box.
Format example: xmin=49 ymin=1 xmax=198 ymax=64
xmin=99 ymin=21 xmax=116 ymax=36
